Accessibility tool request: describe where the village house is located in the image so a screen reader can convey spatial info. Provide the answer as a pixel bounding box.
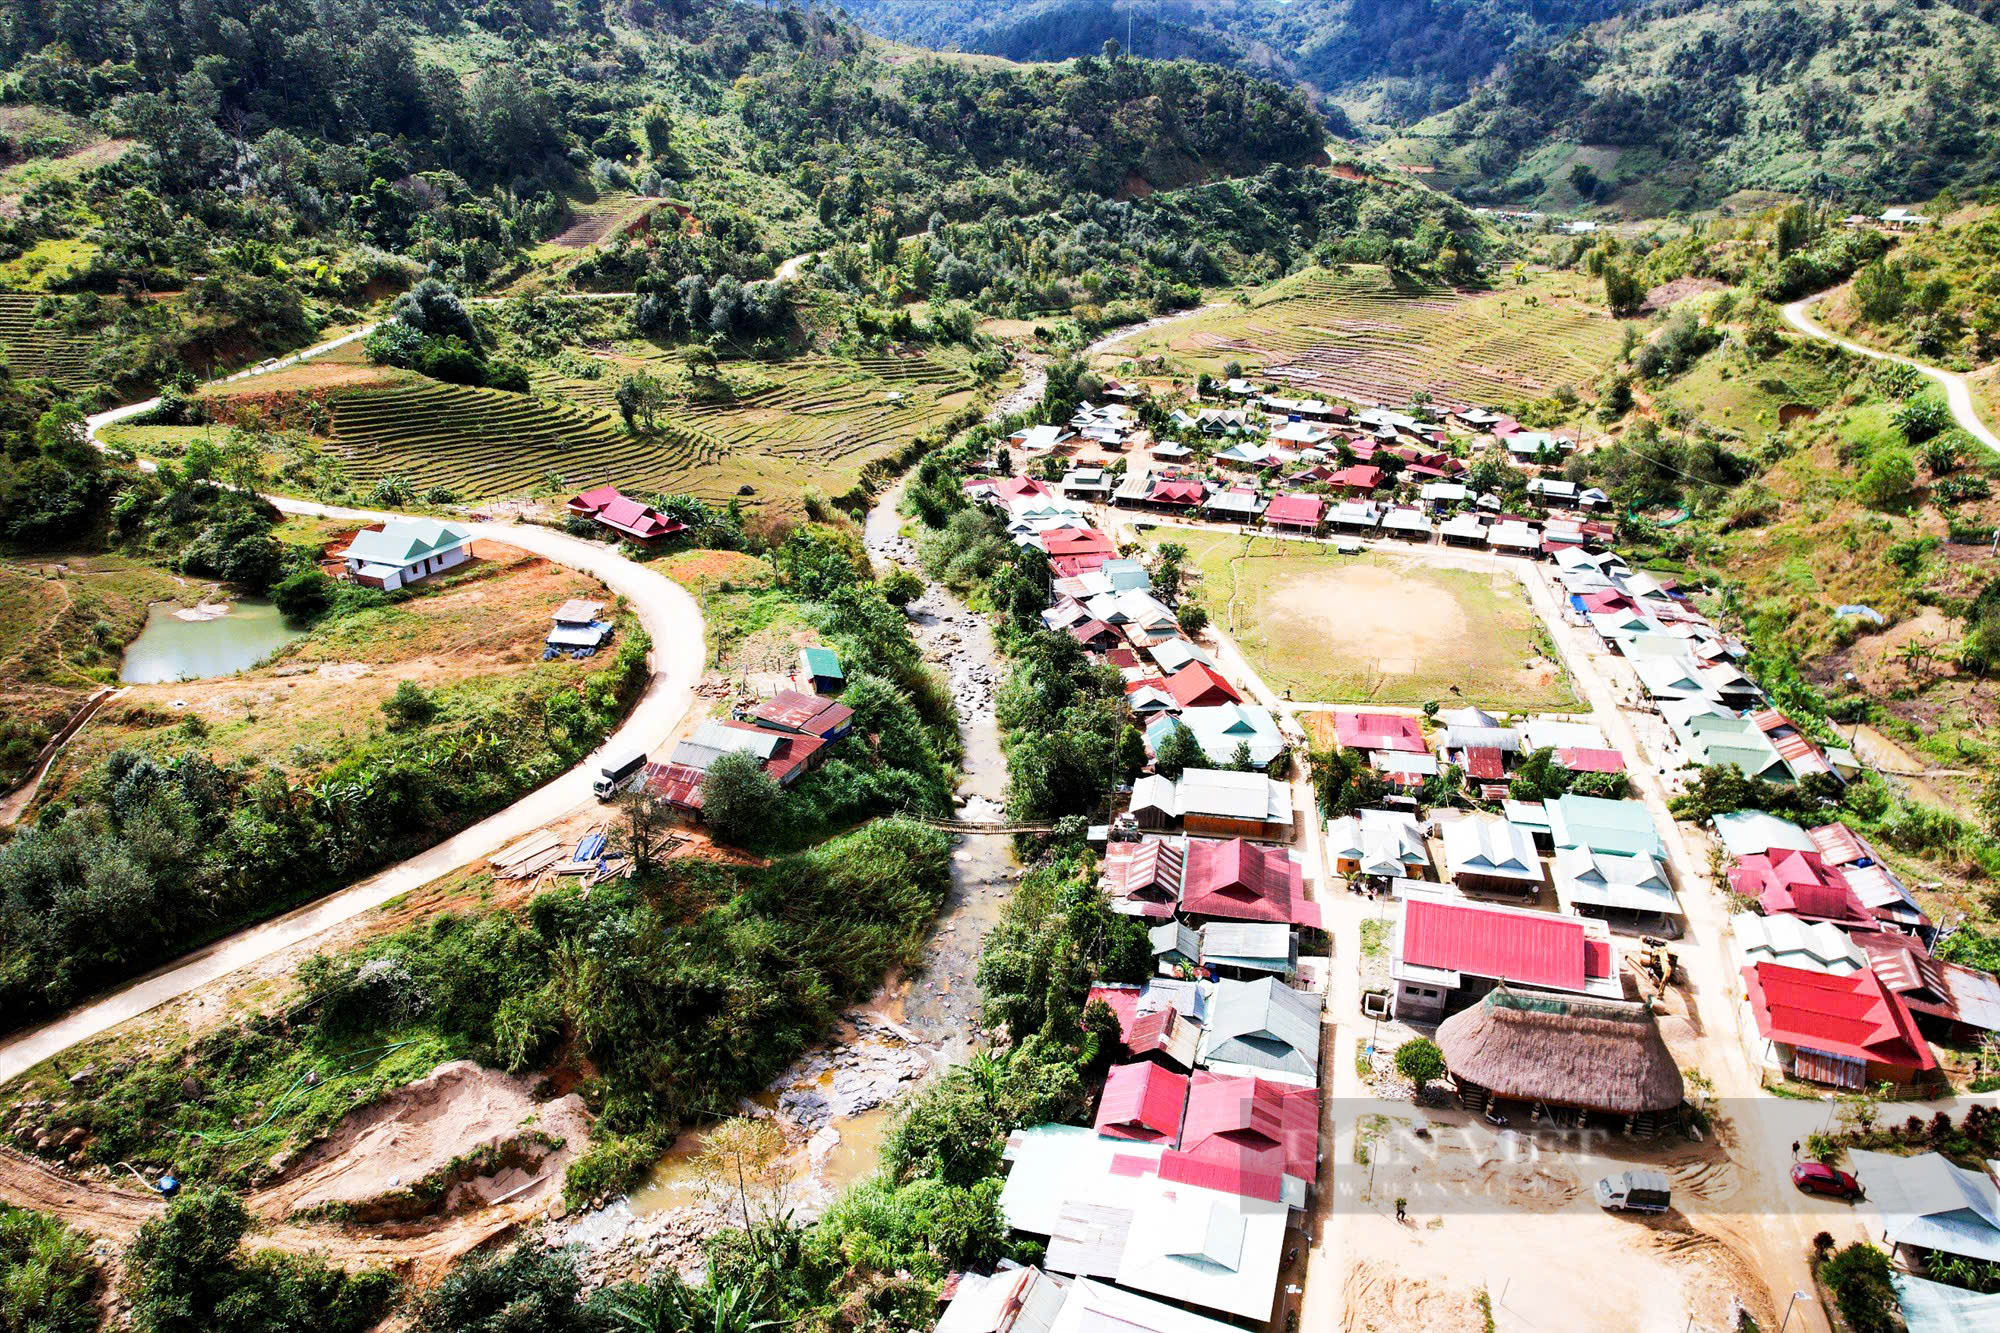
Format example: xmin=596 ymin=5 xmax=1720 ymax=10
xmin=1440 ymin=815 xmax=1544 ymax=894
xmin=1010 ymin=423 xmax=1076 ymax=451
xmin=1261 ymin=492 xmax=1325 ymax=534
xmin=1849 ymin=1151 xmax=2000 ymax=1288
xmin=1130 ymin=769 xmax=1295 ymax=841
xmin=1159 ymin=703 xmax=1286 ymax=770
xmin=1102 ymin=836 xmax=1187 ymax=918
xmin=1198 ymin=977 xmax=1322 ymax=1084
xmin=1325 ymin=808 xmax=1430 ymax=879
xmin=341 ymin=518 xmax=474 ymax=591
xmin=1156 ymin=920 xmax=1298 ymax=978
xmin=1177 ymin=837 xmax=1320 ymax=929
xmin=1391 ymin=892 xmax=1622 ymax=1022
xmin=797 ymin=644 xmax=845 ymax=694
xmin=1740 ymin=962 xmax=1938 ymax=1090
xmin=1093 ymin=1061 xmax=1189 ymax=1144
xmin=565 ymin=485 xmax=690 ymax=543
xmin=1730 ymin=912 xmax=1866 ymax=975
xmin=748 ymin=689 xmax=854 ymax=742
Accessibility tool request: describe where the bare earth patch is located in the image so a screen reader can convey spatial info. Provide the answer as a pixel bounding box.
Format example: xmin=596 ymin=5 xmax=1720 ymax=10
xmin=259 ymin=1060 xmax=590 ymax=1222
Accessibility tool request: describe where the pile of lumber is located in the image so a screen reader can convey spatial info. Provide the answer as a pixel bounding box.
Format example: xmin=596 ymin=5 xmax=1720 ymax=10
xmin=490 ymin=830 xmax=567 ymax=880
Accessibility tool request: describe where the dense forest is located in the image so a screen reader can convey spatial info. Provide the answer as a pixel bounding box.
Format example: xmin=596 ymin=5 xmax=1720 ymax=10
xmin=837 ymin=0 xmax=1635 ymax=128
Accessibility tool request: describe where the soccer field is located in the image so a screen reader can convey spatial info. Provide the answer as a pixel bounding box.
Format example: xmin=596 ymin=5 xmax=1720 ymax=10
xmin=1150 ymin=530 xmax=1578 ymax=711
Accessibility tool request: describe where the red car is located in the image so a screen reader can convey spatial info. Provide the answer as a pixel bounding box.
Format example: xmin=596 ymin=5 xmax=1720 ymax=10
xmin=1791 ymin=1161 xmax=1864 ymax=1201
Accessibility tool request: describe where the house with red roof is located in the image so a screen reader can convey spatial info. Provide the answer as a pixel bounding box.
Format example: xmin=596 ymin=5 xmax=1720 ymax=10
xmin=1741 ymin=962 xmax=1938 ymax=1088
xmin=969 ymin=475 xmax=1054 ymax=507
xmin=1146 ymin=478 xmax=1207 ymax=509
xmin=1558 ymin=747 xmax=1626 ymax=775
xmin=1327 ymin=464 xmax=1384 ymax=493
xmin=1042 ymin=527 xmax=1118 ymax=561
xmin=1166 ymin=662 xmax=1242 ymax=708
xmin=1168 ymin=1072 xmax=1320 ymax=1209
xmin=1333 ymin=709 xmax=1428 ymax=754
xmin=1179 ymin=837 xmax=1320 ymax=929
xmin=1391 ymin=893 xmax=1619 ymax=1021
xmin=1729 ymin=849 xmax=1873 ymax=929
xmin=1094 ymin=1062 xmax=1189 ymax=1144
xmin=566 ymin=486 xmax=688 ymax=542
xmin=1067 ymin=617 xmax=1123 ymax=651
xmin=1261 ymin=493 xmax=1325 ymax=534
xmin=749 ymin=690 xmax=854 ymax=742
xmin=1101 ymin=836 xmax=1186 ymax=918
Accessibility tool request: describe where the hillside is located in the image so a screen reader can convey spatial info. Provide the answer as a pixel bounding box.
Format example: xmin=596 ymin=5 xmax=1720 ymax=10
xmin=1370 ymin=0 xmax=2000 ymax=212
xmin=837 ymin=0 xmax=1635 ymax=130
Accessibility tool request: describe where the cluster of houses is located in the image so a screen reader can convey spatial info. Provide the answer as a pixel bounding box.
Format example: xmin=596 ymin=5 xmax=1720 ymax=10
xmin=1716 ymin=809 xmax=1991 ymax=1091
xmin=641 ymin=653 xmax=852 ymax=813
xmin=565 ymin=484 xmax=690 ymax=543
xmin=1553 ymin=545 xmax=1862 ymax=786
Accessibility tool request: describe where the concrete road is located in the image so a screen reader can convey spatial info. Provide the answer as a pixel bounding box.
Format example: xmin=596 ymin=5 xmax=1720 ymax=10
xmin=1782 ymin=291 xmax=2000 ymax=454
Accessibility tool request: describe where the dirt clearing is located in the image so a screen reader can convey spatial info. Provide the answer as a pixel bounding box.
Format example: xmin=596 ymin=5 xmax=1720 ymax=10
xmin=258 ymin=1061 xmax=589 ymax=1222
xmin=1153 ymin=531 xmax=1576 ymax=709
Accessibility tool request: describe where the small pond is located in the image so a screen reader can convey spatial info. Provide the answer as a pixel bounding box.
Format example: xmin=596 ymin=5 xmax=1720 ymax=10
xmin=120 ymin=599 xmax=304 ymax=684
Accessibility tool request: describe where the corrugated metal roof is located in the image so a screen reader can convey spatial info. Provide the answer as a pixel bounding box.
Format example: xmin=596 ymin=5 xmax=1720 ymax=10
xmin=1400 ymin=895 xmax=1588 ymax=991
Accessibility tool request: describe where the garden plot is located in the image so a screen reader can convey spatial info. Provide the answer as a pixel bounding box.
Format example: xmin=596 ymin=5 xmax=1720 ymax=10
xmin=0 ymin=291 xmax=96 ymax=388
xmin=1100 ymin=265 xmax=1624 ymax=405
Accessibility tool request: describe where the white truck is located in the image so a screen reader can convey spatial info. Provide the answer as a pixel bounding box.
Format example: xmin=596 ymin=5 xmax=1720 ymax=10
xmin=592 ymin=747 xmax=648 ymax=800
xmin=1594 ymin=1169 xmax=1671 ymax=1214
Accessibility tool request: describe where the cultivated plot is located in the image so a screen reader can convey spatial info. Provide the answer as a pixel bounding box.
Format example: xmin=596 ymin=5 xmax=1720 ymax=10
xmin=1155 ymin=530 xmax=1576 ymax=711
xmin=1100 ymin=264 xmax=1623 ymax=406
xmin=0 ymin=291 xmax=96 ymax=388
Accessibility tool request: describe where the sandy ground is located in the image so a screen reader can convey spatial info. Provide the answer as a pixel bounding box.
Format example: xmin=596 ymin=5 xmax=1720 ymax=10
xmin=258 ymin=1060 xmax=590 ymax=1220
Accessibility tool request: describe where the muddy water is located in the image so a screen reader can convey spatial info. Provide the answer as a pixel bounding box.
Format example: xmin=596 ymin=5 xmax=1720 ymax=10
xmin=120 ymin=598 xmax=303 ymax=683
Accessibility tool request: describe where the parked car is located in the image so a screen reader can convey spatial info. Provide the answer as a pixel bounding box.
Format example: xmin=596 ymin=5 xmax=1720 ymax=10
xmin=1790 ymin=1161 xmax=1863 ymax=1201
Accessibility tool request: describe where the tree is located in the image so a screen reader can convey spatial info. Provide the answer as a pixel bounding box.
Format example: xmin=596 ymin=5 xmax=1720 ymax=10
xmin=640 ymin=105 xmax=674 ymax=162
xmin=1856 ymin=448 xmax=1916 ymax=508
xmin=692 ymin=1117 xmax=794 ymax=1243
xmin=0 ymin=1206 xmax=98 ymax=1333
xmin=1153 ymin=725 xmax=1207 ymax=779
xmin=271 ymin=568 xmax=332 ymax=622
xmin=390 ymin=278 xmax=479 ymax=347
xmin=1602 ymin=262 xmax=1644 ymax=317
xmin=881 ymin=568 xmax=926 ymax=607
xmin=381 ymin=680 xmax=438 ymax=730
xmin=1819 ymin=1243 xmax=1897 ymax=1333
xmin=1177 ymin=604 xmax=1209 ymax=635
xmin=618 ymin=787 xmax=676 ymax=875
xmin=1228 ymin=741 xmax=1256 ymax=772
xmin=413 ymin=1243 xmax=595 ymax=1333
xmin=614 ymin=373 xmax=670 ymax=432
xmin=1394 ymin=1037 xmax=1447 ymax=1091
xmin=1154 ymin=542 xmax=1188 ymax=601
xmin=701 ymin=751 xmax=781 ymax=846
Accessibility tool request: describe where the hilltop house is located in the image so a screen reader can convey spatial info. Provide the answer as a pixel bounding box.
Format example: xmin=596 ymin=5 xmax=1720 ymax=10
xmin=341 ymin=519 xmax=474 ymax=591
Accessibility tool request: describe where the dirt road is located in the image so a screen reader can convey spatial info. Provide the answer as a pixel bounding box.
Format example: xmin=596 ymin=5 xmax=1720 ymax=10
xmin=1782 ymin=290 xmax=2000 ymax=453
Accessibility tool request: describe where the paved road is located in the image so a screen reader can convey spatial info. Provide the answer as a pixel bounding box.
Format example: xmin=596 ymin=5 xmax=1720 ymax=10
xmin=1782 ymin=290 xmax=2000 ymax=453
xmin=0 ymin=373 xmax=707 ymax=1088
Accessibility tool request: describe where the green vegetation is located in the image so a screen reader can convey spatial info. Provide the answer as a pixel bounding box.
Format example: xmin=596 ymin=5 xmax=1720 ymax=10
xmin=0 ymin=1205 xmax=98 ymax=1333
xmin=124 ymin=1189 xmax=394 ymax=1333
xmin=1818 ymin=1241 xmax=1898 ymax=1333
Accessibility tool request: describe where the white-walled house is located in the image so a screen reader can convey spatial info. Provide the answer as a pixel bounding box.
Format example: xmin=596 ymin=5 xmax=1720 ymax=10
xmin=342 ymin=519 xmax=473 ymax=591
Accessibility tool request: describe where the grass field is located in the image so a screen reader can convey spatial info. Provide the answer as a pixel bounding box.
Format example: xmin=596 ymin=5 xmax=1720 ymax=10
xmin=1098 ymin=264 xmax=1625 ymax=406
xmin=0 ymin=291 xmax=98 ymax=387
xmin=1153 ymin=529 xmax=1577 ymax=710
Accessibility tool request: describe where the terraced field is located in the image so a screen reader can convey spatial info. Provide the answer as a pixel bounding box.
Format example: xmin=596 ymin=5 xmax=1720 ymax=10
xmin=0 ymin=292 xmax=97 ymax=388
xmin=325 ymin=353 xmax=975 ymax=509
xmin=1101 ymin=265 xmax=1625 ymax=406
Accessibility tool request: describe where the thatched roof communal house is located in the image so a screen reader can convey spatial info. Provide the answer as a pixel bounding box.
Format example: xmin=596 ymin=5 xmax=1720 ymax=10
xmin=1436 ymin=986 xmax=1686 ymax=1134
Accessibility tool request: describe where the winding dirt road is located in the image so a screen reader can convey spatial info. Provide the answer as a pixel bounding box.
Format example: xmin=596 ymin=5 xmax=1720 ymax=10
xmin=1782 ymin=290 xmax=2000 ymax=453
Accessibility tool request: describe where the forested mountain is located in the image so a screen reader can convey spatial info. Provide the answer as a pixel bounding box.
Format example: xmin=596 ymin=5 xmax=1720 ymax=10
xmin=0 ymin=0 xmax=1321 ymax=388
xmin=1372 ymin=0 xmax=2000 ymax=211
xmin=836 ymin=0 xmax=1635 ymax=129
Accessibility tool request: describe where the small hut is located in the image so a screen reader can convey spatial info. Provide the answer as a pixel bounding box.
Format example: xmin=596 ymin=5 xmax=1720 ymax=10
xmin=1436 ymin=985 xmax=1685 ymax=1134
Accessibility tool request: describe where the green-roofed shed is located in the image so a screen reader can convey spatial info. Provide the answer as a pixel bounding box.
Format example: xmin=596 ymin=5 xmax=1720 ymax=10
xmin=799 ymin=645 xmax=845 ymax=693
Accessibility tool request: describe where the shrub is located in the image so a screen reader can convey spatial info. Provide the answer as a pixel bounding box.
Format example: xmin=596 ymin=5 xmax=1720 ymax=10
xmin=1394 ymin=1037 xmax=1447 ymax=1090
xmin=0 ymin=1205 xmax=98 ymax=1333
xmin=271 ymin=568 xmax=332 ymax=622
xmin=381 ymin=680 xmax=439 ymax=730
xmin=1856 ymin=448 xmax=1916 ymax=507
xmin=700 ymin=750 xmax=783 ymax=846
xmin=1818 ymin=1242 xmax=1897 ymax=1333
xmin=563 ymin=1134 xmax=661 ymax=1210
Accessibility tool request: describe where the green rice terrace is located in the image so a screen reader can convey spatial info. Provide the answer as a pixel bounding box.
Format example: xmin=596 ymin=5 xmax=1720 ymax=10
xmin=324 ymin=351 xmax=977 ymax=509
xmin=1101 ymin=264 xmax=1626 ymax=405
xmin=0 ymin=291 xmax=96 ymax=388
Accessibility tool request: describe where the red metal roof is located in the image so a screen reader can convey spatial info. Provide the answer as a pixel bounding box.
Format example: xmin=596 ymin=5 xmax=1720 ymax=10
xmin=1103 ymin=838 xmax=1185 ymax=918
xmin=1126 ymin=1008 xmax=1195 ymax=1066
xmin=1067 ymin=618 xmax=1119 ymax=647
xmin=1147 ymin=479 xmax=1206 ymax=505
xmin=1729 ymin=850 xmax=1872 ymax=928
xmin=1094 ymin=1061 xmax=1189 ymax=1144
xmin=1157 ymin=1148 xmax=1284 ymax=1203
xmin=989 ymin=476 xmax=1053 ymax=503
xmin=1049 ymin=555 xmax=1109 ymax=578
xmin=1333 ymin=710 xmax=1427 ymax=753
xmin=1557 ymin=747 xmax=1625 ymax=773
xmin=1741 ymin=962 xmax=1936 ymax=1072
xmin=1463 ymin=746 xmax=1506 ymax=781
xmin=1180 ymin=837 xmax=1319 ymax=928
xmin=1166 ymin=662 xmax=1241 ymax=707
xmin=750 ymin=690 xmax=853 ymax=739
xmin=715 ymin=719 xmax=823 ymax=785
xmin=1401 ymin=896 xmax=1592 ymax=992
xmin=1263 ymin=493 xmax=1325 ymax=528
xmin=567 ymin=484 xmax=623 ymax=514
xmin=643 ymin=760 xmax=706 ymax=810
xmin=596 ymin=495 xmax=687 ymax=540
xmin=1808 ymin=823 xmax=1870 ymax=868
xmin=1043 ymin=527 xmax=1117 ymax=558
xmin=1327 ymin=464 xmax=1383 ymax=491
xmin=1085 ymin=984 xmax=1144 ymax=1040
xmin=1179 ymin=1072 xmax=1319 ymax=1187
